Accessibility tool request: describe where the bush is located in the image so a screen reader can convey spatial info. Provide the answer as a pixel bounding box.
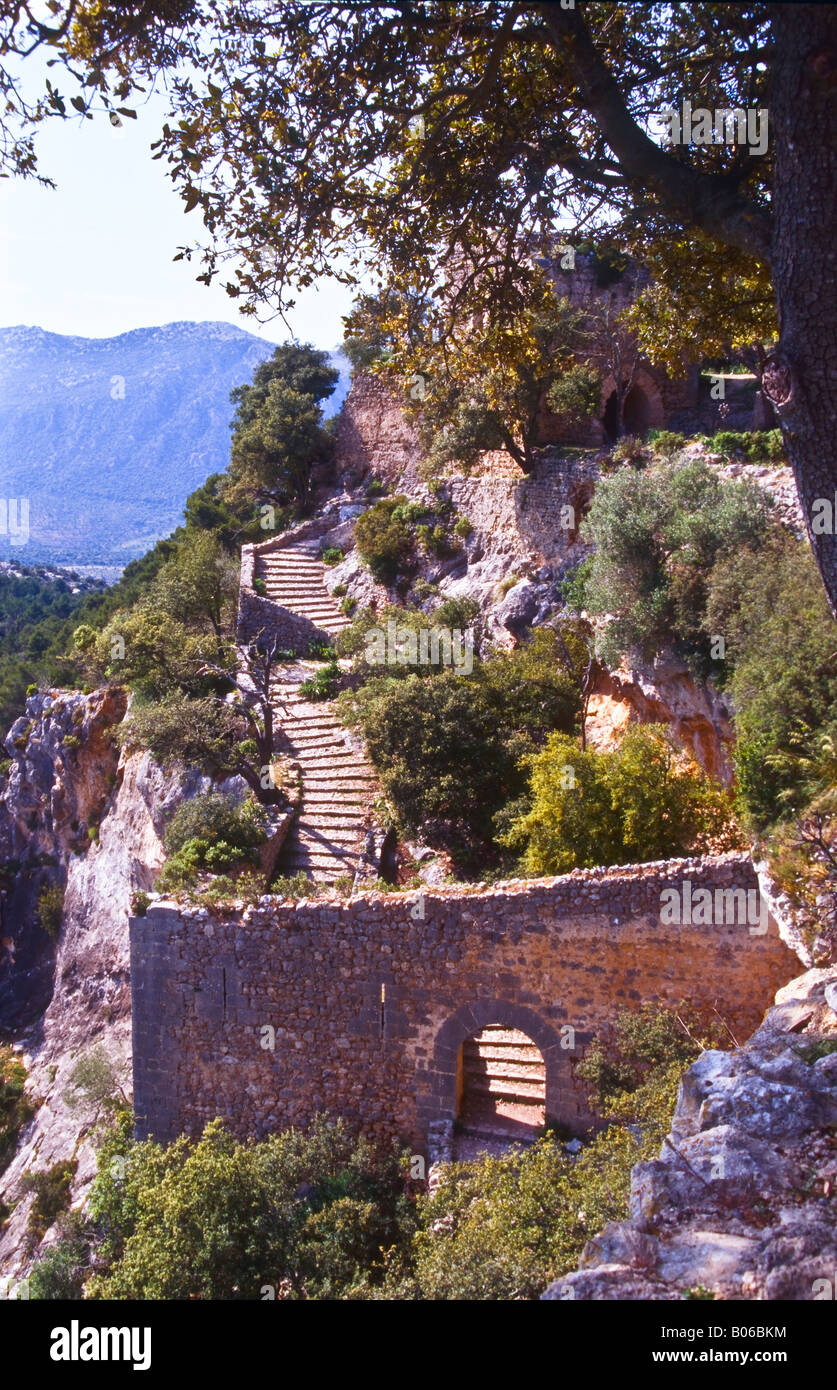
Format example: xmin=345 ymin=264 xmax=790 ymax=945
xmin=164 ymin=792 xmax=269 ymax=857
xmin=501 ymin=725 xmax=737 ymax=875
xmin=131 ymin=890 xmax=151 ymax=916
xmin=340 ymin=629 xmax=581 ymax=851
xmin=704 ymin=532 xmax=837 ymax=828
xmin=321 ymin=547 xmax=344 ymax=566
xmin=648 ymin=429 xmax=687 ymax=456
xmin=252 ymin=577 xmax=267 ymax=596
xmin=156 ymin=793 xmax=270 ymax=893
xmin=86 ymin=1115 xmax=414 ymax=1300
xmin=64 ymin=1046 xmax=130 ymax=1117
xmin=611 ymin=434 xmax=647 ymax=465
xmin=396 ymin=1003 xmax=712 ymax=1300
xmin=23 ymin=1159 xmax=77 ymax=1239
xmin=37 ymin=881 xmax=64 ymax=939
xmin=581 ymin=458 xmax=773 ymax=670
xmin=28 ymin=1214 xmax=89 ymax=1300
xmin=453 ymin=516 xmax=473 ymax=539
xmin=354 ymin=496 xmax=413 ymax=583
xmin=0 ymin=1045 xmax=35 ymax=1176
xmin=299 ymin=659 xmax=341 ymax=702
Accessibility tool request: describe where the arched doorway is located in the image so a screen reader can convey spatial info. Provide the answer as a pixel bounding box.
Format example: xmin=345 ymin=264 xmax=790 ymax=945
xmin=622 ymin=383 xmax=651 ymax=435
xmin=602 ymin=390 xmax=620 ymax=443
xmin=456 ymin=1024 xmax=546 ymax=1136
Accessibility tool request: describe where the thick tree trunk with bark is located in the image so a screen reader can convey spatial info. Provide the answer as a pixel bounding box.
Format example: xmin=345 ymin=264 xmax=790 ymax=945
xmin=766 ymin=6 xmax=837 ymax=616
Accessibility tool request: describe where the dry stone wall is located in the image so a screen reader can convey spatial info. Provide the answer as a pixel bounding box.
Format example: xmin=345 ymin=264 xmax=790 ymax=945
xmin=131 ymin=854 xmax=798 ymax=1152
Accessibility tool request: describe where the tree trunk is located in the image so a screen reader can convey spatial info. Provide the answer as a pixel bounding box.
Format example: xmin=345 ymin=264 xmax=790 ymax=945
xmin=766 ymin=5 xmax=837 ymax=616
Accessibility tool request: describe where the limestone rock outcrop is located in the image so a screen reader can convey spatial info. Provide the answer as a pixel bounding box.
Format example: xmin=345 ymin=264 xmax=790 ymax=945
xmin=543 ymin=966 xmax=837 ymax=1301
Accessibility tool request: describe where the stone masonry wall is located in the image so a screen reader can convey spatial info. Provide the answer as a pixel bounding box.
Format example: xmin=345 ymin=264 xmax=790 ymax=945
xmin=131 ymin=854 xmax=798 ymax=1153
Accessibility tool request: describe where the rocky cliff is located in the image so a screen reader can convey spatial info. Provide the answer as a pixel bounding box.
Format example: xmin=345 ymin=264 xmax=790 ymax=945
xmin=543 ymin=966 xmax=837 ymax=1301
xmin=0 ymin=693 xmax=187 ymax=1284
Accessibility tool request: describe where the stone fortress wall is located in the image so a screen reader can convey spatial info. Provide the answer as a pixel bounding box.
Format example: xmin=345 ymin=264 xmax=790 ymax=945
xmin=131 ymin=853 xmax=798 ymax=1151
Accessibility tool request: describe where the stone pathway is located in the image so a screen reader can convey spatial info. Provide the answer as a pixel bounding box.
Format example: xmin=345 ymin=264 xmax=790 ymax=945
xmin=255 ymin=538 xmax=351 ymax=638
xmin=255 ymin=539 xmax=378 ymax=884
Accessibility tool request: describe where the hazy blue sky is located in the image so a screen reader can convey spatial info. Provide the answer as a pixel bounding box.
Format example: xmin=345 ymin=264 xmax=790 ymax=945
xmin=0 ymin=83 xmax=354 ymax=348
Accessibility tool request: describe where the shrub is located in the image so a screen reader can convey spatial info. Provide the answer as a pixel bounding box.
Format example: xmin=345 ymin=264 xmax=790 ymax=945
xmin=648 ymin=429 xmax=687 ymax=456
xmin=37 ymin=881 xmax=65 ymax=939
xmin=62 ymin=734 xmax=80 ymax=751
xmin=1 ymin=1045 xmax=35 ymax=1176
xmin=321 ymin=547 xmax=344 ymax=566
xmin=252 ymin=577 xmax=268 ymax=596
xmin=64 ymin=1046 xmax=130 ymax=1116
xmin=23 ymin=1159 xmax=77 ymax=1240
xmin=131 ymin=890 xmax=151 ymax=916
xmin=86 ymin=1115 xmax=414 ymax=1300
xmin=156 ymin=793 xmax=270 ymax=892
xmin=704 ymin=532 xmax=837 ymax=828
xmin=164 ymin=792 xmax=270 ymax=857
xmin=397 ymin=1003 xmax=711 ymax=1300
xmin=26 ymin=683 xmax=37 ymax=697
xmin=340 ymin=629 xmax=581 ymax=851
xmin=746 ymin=428 xmax=784 ymax=462
xmin=299 ymin=659 xmax=341 ymax=702
xmin=340 ymin=596 xmax=355 ymax=615
xmin=611 ymin=434 xmax=647 ymax=465
xmin=501 ymin=725 xmax=737 ymax=875
xmin=581 ymin=458 xmax=772 ymax=670
xmin=332 ymin=582 xmax=348 ymax=598
xmin=365 ymin=478 xmax=386 ymax=497
xmin=307 ymin=637 xmax=335 ymax=660
xmin=354 ymin=496 xmax=413 ymax=583
xmin=453 ymin=516 xmax=473 ymax=539
xmin=28 ymin=1214 xmax=89 ymax=1300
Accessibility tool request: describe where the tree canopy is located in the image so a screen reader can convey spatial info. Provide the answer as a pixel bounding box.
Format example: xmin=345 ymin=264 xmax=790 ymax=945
xmin=4 ymin=3 xmax=837 ymax=616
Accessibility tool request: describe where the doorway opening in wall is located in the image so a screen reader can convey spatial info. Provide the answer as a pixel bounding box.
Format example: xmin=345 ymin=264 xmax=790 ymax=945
xmin=602 ymin=389 xmax=620 ymax=443
xmin=622 ymin=383 xmax=651 ymax=436
xmin=456 ymin=1024 xmax=546 ymax=1139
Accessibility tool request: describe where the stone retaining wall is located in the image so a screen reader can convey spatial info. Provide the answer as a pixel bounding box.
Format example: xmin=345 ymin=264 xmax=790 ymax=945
xmin=131 ymin=853 xmax=799 ymax=1151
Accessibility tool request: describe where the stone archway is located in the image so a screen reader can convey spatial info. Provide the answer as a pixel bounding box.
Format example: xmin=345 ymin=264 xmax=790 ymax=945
xmin=457 ymin=1024 xmax=546 ymax=1136
xmin=622 ymin=383 xmax=651 ymax=435
xmin=429 ymin=999 xmax=580 ymax=1139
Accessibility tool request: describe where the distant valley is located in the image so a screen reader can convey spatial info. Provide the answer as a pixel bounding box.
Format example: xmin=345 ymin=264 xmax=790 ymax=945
xmin=0 ymin=322 xmax=350 ymax=569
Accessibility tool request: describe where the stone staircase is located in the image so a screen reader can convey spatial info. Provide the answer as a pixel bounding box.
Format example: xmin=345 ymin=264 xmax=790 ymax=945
xmin=254 ymin=538 xmax=351 ymax=638
xmin=253 ymin=538 xmax=378 ymax=884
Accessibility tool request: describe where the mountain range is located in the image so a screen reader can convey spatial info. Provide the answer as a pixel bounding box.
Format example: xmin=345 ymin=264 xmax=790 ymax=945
xmin=0 ymin=322 xmax=350 ymax=569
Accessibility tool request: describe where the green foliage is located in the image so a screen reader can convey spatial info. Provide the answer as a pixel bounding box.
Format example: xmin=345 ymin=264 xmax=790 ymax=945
xmin=707 ymin=429 xmax=785 ymax=463
xmin=164 ymin=793 xmax=270 ymax=857
xmin=582 ymin=458 xmax=772 ymax=671
xmin=501 ymin=725 xmax=737 ymax=875
xmin=36 ymin=880 xmax=64 ymax=939
xmin=340 ymin=628 xmax=582 ymax=853
xmin=453 ymin=516 xmax=473 ymax=539
xmin=23 ymin=1159 xmax=77 ymax=1240
xmin=0 ymin=1045 xmax=35 ymax=1176
xmin=64 ymin=1046 xmax=130 ymax=1117
xmin=610 ymin=434 xmax=647 ymax=465
xmin=299 ymin=659 xmax=340 ymax=702
xmin=648 ymin=429 xmax=687 ymax=456
xmin=545 ymin=363 xmax=602 ymax=429
xmin=396 ymin=1003 xmax=706 ymax=1300
xmin=703 ymin=532 xmax=837 ymax=828
xmin=28 ymin=1213 xmax=89 ymax=1300
xmin=225 ymin=344 xmax=337 ymax=508
xmin=156 ymin=793 xmax=270 ymax=893
xmin=131 ymin=890 xmax=151 ymax=916
xmin=252 ymin=577 xmax=267 ymax=596
xmin=321 ymin=547 xmax=343 ymax=566
xmin=86 ymin=1116 xmax=413 ymax=1300
xmin=354 ymin=496 xmax=413 ymax=583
